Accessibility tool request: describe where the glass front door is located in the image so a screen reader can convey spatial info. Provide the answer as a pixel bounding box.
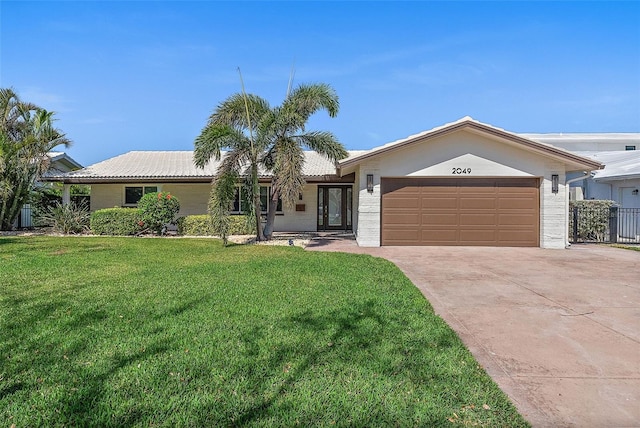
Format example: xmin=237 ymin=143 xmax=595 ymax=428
xmin=318 ymin=186 xmax=352 ymax=231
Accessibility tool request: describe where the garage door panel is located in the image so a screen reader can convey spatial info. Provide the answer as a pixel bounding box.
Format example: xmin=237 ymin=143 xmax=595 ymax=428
xmin=460 ymin=186 xmax=496 ymax=195
xmin=459 ymin=229 xmax=498 ymax=242
xmin=382 ymin=227 xmax=428 ymax=245
xmin=499 ymin=213 xmax=537 ymax=225
xmin=420 ymin=229 xmax=458 ymax=242
xmin=383 ymin=212 xmax=421 ymax=226
xmin=385 ymin=197 xmax=420 ymax=209
xmin=382 ymin=177 xmax=539 ymax=246
xmin=422 ymin=197 xmax=458 ymax=209
xmin=422 ymin=213 xmax=459 ymax=225
xmin=497 ymin=230 xmax=538 ymax=244
xmin=459 ymin=213 xmax=497 ymax=226
xmin=459 ymin=198 xmax=497 ymax=209
xmin=498 ymin=198 xmax=537 ymax=210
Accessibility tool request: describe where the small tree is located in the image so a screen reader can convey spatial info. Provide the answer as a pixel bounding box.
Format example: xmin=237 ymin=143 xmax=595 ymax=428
xmin=137 ymin=192 xmax=180 ymax=235
xmin=0 ymin=88 xmax=71 ymax=230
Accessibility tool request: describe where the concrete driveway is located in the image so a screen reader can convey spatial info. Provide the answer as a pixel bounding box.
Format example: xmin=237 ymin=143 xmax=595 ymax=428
xmin=307 ymin=240 xmax=640 ymax=427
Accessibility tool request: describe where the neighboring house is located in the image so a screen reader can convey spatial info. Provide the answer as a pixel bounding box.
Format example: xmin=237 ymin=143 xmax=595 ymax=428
xmin=567 ymin=151 xmax=640 ymax=208
xmin=522 ymin=133 xmax=640 ymax=208
xmin=44 ymin=117 xmax=602 ymax=248
xmin=521 ymin=133 xmax=640 ymax=152
xmin=16 ymin=151 xmax=83 ymax=228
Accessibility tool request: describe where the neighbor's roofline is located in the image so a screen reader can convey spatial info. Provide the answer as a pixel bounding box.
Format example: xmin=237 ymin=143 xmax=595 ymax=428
xmin=338 ymin=117 xmax=603 ymax=171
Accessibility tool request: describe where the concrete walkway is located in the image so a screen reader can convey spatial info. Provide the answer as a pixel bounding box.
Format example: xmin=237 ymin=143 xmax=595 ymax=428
xmin=306 ymin=239 xmax=640 ymax=427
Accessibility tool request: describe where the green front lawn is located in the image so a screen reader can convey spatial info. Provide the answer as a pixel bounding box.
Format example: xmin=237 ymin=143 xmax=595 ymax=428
xmin=0 ymin=237 xmax=529 ymax=427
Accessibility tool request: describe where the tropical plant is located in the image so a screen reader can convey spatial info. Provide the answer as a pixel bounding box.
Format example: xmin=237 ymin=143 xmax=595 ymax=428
xmin=194 ymin=91 xmax=271 ymax=242
xmin=36 ymin=200 xmax=90 ymax=234
xmin=137 ymin=192 xmax=180 ymax=235
xmin=261 ymin=83 xmax=347 ymax=237
xmin=194 ymin=80 xmax=347 ymax=241
xmin=0 ymin=88 xmax=71 ymax=230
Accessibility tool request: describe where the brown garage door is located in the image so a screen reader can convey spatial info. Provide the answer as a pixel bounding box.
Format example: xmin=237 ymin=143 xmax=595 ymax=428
xmin=381 ymin=177 xmax=539 ymax=246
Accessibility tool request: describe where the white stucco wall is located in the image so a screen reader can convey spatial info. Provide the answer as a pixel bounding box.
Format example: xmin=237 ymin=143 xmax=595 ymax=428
xmin=272 ymin=184 xmax=319 ymax=232
xmin=350 ymin=130 xmax=574 ymax=248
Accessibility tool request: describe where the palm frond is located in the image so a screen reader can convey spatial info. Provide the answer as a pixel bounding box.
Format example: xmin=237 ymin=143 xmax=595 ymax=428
xmin=194 ymin=125 xmax=247 ymax=168
xmin=209 ymin=93 xmax=271 ymax=132
xmin=294 ymin=131 xmax=348 ymax=162
xmin=283 ymin=83 xmax=339 ymax=122
xmin=273 ymin=139 xmax=306 ymax=208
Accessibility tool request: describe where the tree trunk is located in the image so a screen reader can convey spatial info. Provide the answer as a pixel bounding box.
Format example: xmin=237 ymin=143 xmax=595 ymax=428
xmin=251 ymin=164 xmax=265 ymax=242
xmin=253 ymin=192 xmax=265 ymax=241
xmin=263 ymin=184 xmax=279 ymax=239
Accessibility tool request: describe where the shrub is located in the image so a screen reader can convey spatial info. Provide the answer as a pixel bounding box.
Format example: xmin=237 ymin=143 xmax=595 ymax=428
xmin=177 ymin=215 xmax=215 ymax=236
xmin=227 ymin=215 xmax=256 ymax=235
xmin=36 ymin=201 xmax=90 ymax=234
xmin=138 ymin=192 xmax=180 ymax=235
xmin=90 ymin=208 xmax=143 ymax=236
xmin=177 ymin=214 xmax=255 ymax=236
xmin=569 ymin=199 xmax=616 ymax=241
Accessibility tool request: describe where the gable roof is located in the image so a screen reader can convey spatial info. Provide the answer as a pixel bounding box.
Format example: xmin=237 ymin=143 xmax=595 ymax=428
xmin=574 ymin=151 xmax=640 ymax=181
xmin=338 ymin=116 xmax=603 ymax=172
xmin=40 ymin=151 xmax=83 ymax=176
xmin=44 ymin=150 xmax=355 ymax=183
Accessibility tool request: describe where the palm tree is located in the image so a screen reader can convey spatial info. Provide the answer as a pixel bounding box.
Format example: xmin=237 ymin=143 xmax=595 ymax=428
xmin=194 ymin=82 xmax=347 ymax=242
xmin=194 ymin=93 xmax=270 ymax=242
xmin=261 ymin=83 xmax=347 ymax=238
xmin=0 ymin=88 xmax=71 ymax=230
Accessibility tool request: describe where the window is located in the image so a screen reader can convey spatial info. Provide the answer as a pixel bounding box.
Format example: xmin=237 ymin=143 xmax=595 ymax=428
xmin=124 ymin=186 xmax=158 ymax=205
xmin=232 ymin=186 xmax=282 ymax=214
xmin=259 ymin=187 xmax=283 ymax=213
xmin=625 ymin=145 xmax=636 ymax=151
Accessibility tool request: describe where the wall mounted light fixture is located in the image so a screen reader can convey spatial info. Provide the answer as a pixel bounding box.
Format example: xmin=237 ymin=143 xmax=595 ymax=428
xmin=366 ymin=174 xmax=374 ymax=193
xmin=551 ymin=174 xmax=559 ymax=194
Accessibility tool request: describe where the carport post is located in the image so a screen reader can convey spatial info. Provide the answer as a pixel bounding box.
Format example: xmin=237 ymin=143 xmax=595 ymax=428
xmin=62 ymin=184 xmax=71 ymax=206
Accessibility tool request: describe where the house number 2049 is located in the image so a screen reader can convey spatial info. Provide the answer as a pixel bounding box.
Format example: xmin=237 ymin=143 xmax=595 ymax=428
xmin=452 ymin=167 xmax=471 ymax=174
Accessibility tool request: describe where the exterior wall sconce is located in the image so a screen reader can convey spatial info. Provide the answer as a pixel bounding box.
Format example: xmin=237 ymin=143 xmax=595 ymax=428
xmin=633 ymin=189 xmax=639 ymax=196
xmin=551 ymin=174 xmax=559 ymax=194
xmin=366 ymin=174 xmax=374 ymax=193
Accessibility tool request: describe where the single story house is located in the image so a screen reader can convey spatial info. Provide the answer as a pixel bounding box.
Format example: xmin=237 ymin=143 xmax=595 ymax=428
xmin=45 ymin=117 xmax=604 ymax=248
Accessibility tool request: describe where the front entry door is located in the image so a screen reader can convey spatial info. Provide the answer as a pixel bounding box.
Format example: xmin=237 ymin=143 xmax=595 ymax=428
xmin=318 ymin=186 xmax=352 ymax=231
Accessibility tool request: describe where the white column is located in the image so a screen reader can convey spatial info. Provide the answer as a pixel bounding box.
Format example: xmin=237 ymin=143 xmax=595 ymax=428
xmin=62 ymin=184 xmax=71 ymax=206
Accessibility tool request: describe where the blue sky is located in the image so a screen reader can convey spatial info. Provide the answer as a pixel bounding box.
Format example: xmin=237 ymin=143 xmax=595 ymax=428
xmin=2 ymin=1 xmax=639 ymax=166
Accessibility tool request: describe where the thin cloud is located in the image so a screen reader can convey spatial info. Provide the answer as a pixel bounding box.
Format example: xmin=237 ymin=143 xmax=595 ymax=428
xmin=19 ymin=87 xmax=73 ymax=113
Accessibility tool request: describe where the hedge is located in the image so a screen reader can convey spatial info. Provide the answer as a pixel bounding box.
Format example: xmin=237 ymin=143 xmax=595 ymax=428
xmin=90 ymin=208 xmax=143 ymax=236
xmin=569 ymin=199 xmax=616 ymax=241
xmin=177 ymin=214 xmax=256 ymax=236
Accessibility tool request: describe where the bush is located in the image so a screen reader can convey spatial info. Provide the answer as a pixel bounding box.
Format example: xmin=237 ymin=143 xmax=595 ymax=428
xmin=569 ymin=199 xmax=616 ymax=241
xmin=36 ymin=201 xmax=90 ymax=234
xmin=177 ymin=215 xmax=215 ymax=236
xmin=228 ymin=215 xmax=256 ymax=235
xmin=90 ymin=208 xmax=143 ymax=236
xmin=177 ymin=215 xmax=255 ymax=236
xmin=138 ymin=192 xmax=180 ymax=235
